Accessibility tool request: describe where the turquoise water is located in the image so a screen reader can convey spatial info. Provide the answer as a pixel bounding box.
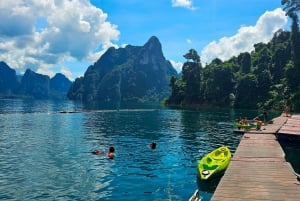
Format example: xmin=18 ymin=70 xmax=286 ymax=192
xmin=280 ymin=141 xmax=300 ymax=175
xmin=0 ymin=99 xmax=286 ymax=201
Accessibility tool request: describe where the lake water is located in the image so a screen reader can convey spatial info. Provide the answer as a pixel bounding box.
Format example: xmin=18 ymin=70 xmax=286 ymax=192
xmin=0 ymin=99 xmax=295 ymax=201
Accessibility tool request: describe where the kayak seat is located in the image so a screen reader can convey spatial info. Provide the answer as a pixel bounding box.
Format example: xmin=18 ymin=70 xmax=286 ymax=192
xmin=206 ymin=157 xmax=213 ymax=163
xmin=203 ymin=164 xmax=219 ymax=170
xmin=213 ymin=150 xmax=227 ymax=160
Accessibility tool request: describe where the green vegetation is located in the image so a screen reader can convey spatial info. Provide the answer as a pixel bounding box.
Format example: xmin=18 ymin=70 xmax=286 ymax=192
xmin=166 ymin=1 xmax=300 ymax=112
xmin=68 ymin=36 xmax=177 ymax=104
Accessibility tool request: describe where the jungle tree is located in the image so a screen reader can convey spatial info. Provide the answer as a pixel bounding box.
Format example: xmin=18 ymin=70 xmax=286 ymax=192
xmin=182 ymin=49 xmax=202 ymax=104
xmin=282 ymin=0 xmax=300 ymax=111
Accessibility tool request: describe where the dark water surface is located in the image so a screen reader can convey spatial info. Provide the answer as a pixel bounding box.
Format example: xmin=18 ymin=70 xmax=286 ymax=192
xmin=0 ymin=99 xmax=294 ymax=201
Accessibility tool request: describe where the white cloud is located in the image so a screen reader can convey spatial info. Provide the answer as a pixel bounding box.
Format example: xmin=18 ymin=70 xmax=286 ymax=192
xmin=170 ymin=60 xmax=183 ymax=73
xmin=186 ymin=38 xmax=192 ymax=44
xmin=60 ymin=66 xmax=73 ymax=80
xmin=171 ymin=0 xmax=195 ymax=10
xmin=0 ymin=0 xmax=120 ymax=79
xmin=201 ymin=8 xmax=288 ymax=65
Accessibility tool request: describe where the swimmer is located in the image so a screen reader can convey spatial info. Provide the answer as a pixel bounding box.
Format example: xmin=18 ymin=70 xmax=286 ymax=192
xmin=149 ymin=141 xmax=157 ymax=149
xmin=107 ymin=146 xmax=115 ymax=159
xmin=92 ymin=150 xmax=102 ymax=155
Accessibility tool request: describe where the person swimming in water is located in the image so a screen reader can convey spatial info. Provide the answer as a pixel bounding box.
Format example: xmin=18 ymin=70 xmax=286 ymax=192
xmin=149 ymin=141 xmax=157 ymax=149
xmin=107 ymin=146 xmax=115 ymax=159
xmin=92 ymin=150 xmax=102 ymax=155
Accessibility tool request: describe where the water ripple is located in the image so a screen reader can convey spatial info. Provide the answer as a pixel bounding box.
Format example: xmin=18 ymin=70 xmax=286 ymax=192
xmin=0 ymin=100 xmax=258 ymax=201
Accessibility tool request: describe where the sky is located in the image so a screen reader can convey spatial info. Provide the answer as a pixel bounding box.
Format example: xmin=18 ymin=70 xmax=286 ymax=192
xmin=0 ymin=0 xmax=290 ymax=80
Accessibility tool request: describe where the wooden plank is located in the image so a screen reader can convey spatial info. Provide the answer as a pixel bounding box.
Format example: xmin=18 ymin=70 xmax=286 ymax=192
xmin=279 ymin=128 xmax=300 ymax=135
xmin=212 ymin=161 xmax=300 ymax=201
xmin=278 ymin=115 xmax=300 ymax=136
xmin=211 ymin=115 xmax=300 ymax=201
xmin=286 ymin=118 xmax=300 ymax=123
xmin=232 ymin=157 xmax=285 ymax=162
xmin=243 ymin=133 xmax=276 ymax=140
xmin=247 ymin=119 xmax=287 ymax=134
xmin=234 ymin=138 xmax=285 ymax=158
xmin=291 ymin=114 xmax=300 ymax=119
xmin=281 ymin=125 xmax=300 ymax=129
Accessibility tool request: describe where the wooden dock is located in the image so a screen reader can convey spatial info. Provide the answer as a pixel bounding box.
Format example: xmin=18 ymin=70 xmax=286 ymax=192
xmin=278 ymin=114 xmax=300 ymax=136
xmin=211 ymin=115 xmax=300 ymax=201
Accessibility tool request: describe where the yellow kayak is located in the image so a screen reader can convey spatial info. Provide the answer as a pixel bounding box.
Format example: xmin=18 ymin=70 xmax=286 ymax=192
xmin=198 ymin=146 xmax=231 ymax=180
xmin=234 ymin=122 xmax=251 ymax=130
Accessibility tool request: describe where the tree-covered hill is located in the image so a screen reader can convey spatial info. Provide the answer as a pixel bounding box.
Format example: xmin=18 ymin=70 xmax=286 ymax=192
xmin=166 ymin=1 xmax=300 ymax=112
xmin=166 ymin=27 xmax=300 ymax=112
xmin=67 ymin=36 xmax=178 ymax=105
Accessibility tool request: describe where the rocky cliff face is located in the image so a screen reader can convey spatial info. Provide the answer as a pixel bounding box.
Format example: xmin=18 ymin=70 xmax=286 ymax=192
xmin=0 ymin=61 xmax=19 ymax=95
xmin=67 ymin=36 xmax=178 ymax=104
xmin=0 ymin=61 xmax=71 ymax=99
xmin=19 ymin=69 xmax=51 ymax=99
xmin=50 ymin=73 xmax=72 ymax=99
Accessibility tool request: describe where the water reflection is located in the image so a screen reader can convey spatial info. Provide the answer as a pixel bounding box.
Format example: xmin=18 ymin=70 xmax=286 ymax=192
xmin=0 ymin=99 xmax=286 ymax=201
xmin=279 ymin=140 xmax=300 ymax=174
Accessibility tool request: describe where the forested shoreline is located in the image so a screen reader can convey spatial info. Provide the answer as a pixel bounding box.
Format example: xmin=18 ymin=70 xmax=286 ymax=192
xmin=166 ymin=1 xmax=300 ymax=112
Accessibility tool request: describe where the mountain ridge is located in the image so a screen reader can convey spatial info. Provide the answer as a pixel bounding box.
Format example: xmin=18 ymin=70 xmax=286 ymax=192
xmin=0 ymin=62 xmax=72 ymax=99
xmin=67 ymin=36 xmax=178 ymax=104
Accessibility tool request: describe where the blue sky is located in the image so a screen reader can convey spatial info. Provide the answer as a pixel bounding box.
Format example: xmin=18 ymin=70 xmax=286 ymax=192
xmin=0 ymin=0 xmax=289 ymax=80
